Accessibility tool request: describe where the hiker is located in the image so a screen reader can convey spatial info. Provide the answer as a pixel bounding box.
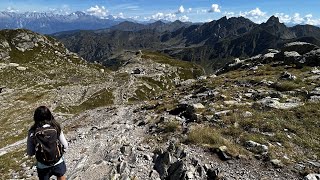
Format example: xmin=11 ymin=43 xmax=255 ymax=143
xmin=27 ymin=106 xmax=68 ymax=180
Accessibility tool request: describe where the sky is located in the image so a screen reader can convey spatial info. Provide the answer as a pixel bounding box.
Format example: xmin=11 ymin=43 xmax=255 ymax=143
xmin=1 ymin=0 xmax=320 ymax=25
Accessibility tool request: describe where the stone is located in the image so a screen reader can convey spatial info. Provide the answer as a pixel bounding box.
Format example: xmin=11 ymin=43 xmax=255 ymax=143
xmin=270 ymin=159 xmax=283 ymax=168
xmin=154 ymin=151 xmax=172 ymax=179
xmin=117 ymin=161 xmax=128 ymax=174
xmin=311 ymin=67 xmax=320 ymax=74
xmin=308 ymin=161 xmax=320 ymax=168
xmin=263 ymin=52 xmax=275 ymax=59
xmin=308 ymin=96 xmax=320 ymax=102
xmin=8 ymin=63 xmax=19 ymax=67
xmin=120 ymin=145 xmax=132 ymax=156
xmin=16 ymin=66 xmax=27 ymax=71
xmin=192 ymin=103 xmax=205 ymax=109
xmin=275 ymin=51 xmax=302 ymax=65
xmin=304 ymin=48 xmax=320 ymax=66
xmin=207 ymin=168 xmax=223 ymax=180
xmin=132 ymin=68 xmax=142 ymax=74
xmin=216 ymin=146 xmax=232 ymax=161
xmin=169 ymin=104 xmax=197 ymax=122
xmin=257 ymin=97 xmax=303 ymax=109
xmin=224 ymin=100 xmax=239 ymax=105
xmin=144 ymin=154 xmax=152 ymax=161
xmin=310 ymin=87 xmax=320 ymax=95
xmin=197 ymin=76 xmax=207 ymax=80
xmin=304 ymin=174 xmax=320 ymax=180
xmin=242 ymin=111 xmax=253 ymax=117
xmin=280 ymin=71 xmax=296 ymax=80
xmin=245 ymin=140 xmax=268 ymax=154
xmin=268 ymin=49 xmax=280 ymax=54
xmin=167 ymin=160 xmax=186 ymax=180
xmin=149 ymin=170 xmax=161 ymax=179
xmin=214 ymin=110 xmax=231 ymax=117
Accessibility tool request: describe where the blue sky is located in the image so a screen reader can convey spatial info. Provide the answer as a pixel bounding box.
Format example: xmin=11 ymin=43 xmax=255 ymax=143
xmin=1 ymin=0 xmax=320 ymax=25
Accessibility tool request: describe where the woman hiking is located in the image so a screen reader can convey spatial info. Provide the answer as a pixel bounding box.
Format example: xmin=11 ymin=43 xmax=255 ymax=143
xmin=27 ymin=106 xmax=68 ymax=180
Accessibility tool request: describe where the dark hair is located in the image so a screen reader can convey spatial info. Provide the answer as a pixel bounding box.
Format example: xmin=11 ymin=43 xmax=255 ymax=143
xmin=30 ymin=106 xmax=61 ymax=135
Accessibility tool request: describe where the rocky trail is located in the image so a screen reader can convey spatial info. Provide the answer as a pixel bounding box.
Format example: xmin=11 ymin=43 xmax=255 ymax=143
xmin=21 ymin=104 xmax=301 ymax=180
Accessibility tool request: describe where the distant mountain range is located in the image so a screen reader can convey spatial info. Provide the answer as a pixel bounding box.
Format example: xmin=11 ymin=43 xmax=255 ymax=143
xmin=53 ymin=16 xmax=320 ymax=72
xmin=0 ymin=11 xmax=127 ymax=34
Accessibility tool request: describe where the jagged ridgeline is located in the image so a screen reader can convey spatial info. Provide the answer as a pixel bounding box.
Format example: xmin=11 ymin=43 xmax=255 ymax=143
xmin=54 ymin=16 xmax=320 ymax=73
xmin=0 ymin=29 xmax=204 ymax=178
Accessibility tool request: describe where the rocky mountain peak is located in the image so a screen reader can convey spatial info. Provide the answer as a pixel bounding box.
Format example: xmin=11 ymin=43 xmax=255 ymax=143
xmin=266 ymin=15 xmax=281 ymax=25
xmin=73 ymin=11 xmax=87 ymax=17
xmin=152 ymin=20 xmax=166 ymax=26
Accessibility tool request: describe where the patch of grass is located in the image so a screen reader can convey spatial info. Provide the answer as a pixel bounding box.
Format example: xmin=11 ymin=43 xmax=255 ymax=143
xmin=0 ymin=148 xmax=33 ymax=179
xmin=16 ymin=92 xmax=46 ymax=103
xmin=271 ymin=81 xmax=300 ymax=92
xmin=58 ymin=88 xmax=114 ymax=114
xmin=162 ymin=120 xmax=181 ymax=133
xmin=220 ymin=102 xmax=320 ymax=161
xmin=186 ymin=125 xmax=247 ymax=156
xmin=141 ymin=51 xmax=204 ymax=80
xmin=186 ymin=125 xmax=227 ymax=146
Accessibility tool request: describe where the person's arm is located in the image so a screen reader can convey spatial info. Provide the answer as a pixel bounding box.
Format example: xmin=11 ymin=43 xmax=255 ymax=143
xmin=27 ymin=131 xmax=35 ymax=156
xmin=59 ymin=131 xmax=68 ymax=150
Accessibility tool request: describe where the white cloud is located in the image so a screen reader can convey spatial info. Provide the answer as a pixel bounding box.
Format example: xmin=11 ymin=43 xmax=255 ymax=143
xmin=151 ymin=12 xmax=176 ymax=21
xmin=274 ymin=13 xmax=291 ymax=23
xmin=179 ymin=15 xmax=189 ymax=22
xmin=305 ymin=14 xmax=313 ymax=18
xmin=239 ymin=8 xmax=267 ymax=23
xmin=86 ymin=5 xmax=108 ymax=17
xmin=224 ymin=11 xmax=235 ymax=18
xmin=292 ymin=13 xmax=304 ymax=24
xmin=240 ymin=8 xmax=266 ymax=19
xmin=187 ymin=8 xmax=192 ymax=13
xmin=274 ymin=12 xmax=320 ymax=26
xmin=6 ymin=6 xmax=19 ymax=13
xmin=118 ymin=12 xmax=124 ymax=19
xmin=177 ymin=5 xmax=185 ymax=14
xmin=208 ymin=4 xmax=221 ymax=13
xmin=304 ymin=14 xmax=320 ymax=25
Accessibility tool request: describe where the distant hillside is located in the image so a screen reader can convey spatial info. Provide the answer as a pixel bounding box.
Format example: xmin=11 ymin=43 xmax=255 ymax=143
xmin=53 ymin=16 xmax=320 ymax=73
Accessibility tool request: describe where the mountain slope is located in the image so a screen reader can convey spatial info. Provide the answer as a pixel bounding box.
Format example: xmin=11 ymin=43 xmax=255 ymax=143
xmin=0 ymin=29 xmax=204 ymax=179
xmin=54 ymin=16 xmax=320 ymax=73
xmin=1 ymin=29 xmax=320 ymax=179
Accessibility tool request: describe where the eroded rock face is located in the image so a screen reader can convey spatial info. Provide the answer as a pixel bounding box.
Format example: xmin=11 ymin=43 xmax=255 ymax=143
xmin=283 ymin=42 xmax=318 ymax=55
xmin=218 ymin=42 xmax=320 ymax=74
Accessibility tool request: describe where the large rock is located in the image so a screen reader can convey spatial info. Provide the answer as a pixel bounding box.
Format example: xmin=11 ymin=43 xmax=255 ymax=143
xmin=308 ymin=87 xmax=320 ymax=102
xmin=257 ymin=97 xmax=303 ymax=109
xmin=0 ymin=50 xmax=10 ymax=60
xmin=245 ymin=140 xmax=268 ymax=154
xmin=283 ymin=42 xmax=318 ymax=55
xmin=169 ymin=104 xmax=197 ymax=122
xmin=304 ymin=48 xmax=320 ymax=66
xmin=304 ymin=174 xmax=320 ymax=180
xmin=283 ymin=51 xmax=301 ymax=64
xmin=280 ymin=71 xmax=296 ymax=80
